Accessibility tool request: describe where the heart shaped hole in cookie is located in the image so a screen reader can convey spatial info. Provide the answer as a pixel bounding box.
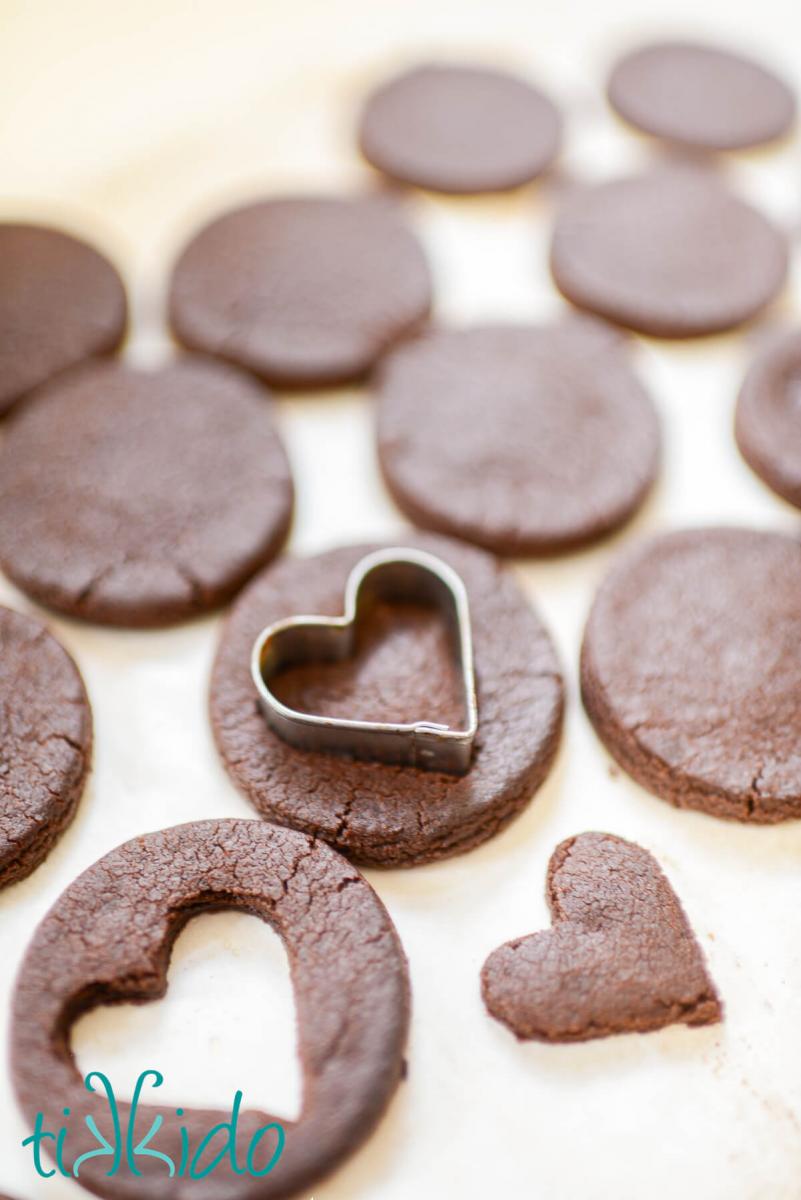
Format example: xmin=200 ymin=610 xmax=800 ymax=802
xmin=72 ymin=910 xmax=302 ymax=1122
xmin=481 ymin=832 xmax=722 ymax=1043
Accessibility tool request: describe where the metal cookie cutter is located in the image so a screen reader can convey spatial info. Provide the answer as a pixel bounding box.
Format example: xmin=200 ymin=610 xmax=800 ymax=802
xmin=251 ymin=547 xmax=478 ymax=774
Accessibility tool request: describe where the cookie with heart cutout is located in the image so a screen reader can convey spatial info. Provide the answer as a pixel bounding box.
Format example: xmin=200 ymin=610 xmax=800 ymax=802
xmin=481 ymin=832 xmax=721 ymax=1042
xmin=11 ymin=818 xmax=410 ymax=1200
xmin=210 ymin=534 xmax=564 ymax=867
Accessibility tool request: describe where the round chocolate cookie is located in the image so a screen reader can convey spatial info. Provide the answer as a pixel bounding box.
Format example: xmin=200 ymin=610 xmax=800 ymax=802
xmin=0 ymin=606 xmax=91 ymax=888
xmin=608 ymin=40 xmax=796 ymax=151
xmin=12 ymin=819 xmax=410 ymax=1200
xmin=550 ymin=170 xmax=788 ymax=338
xmin=211 ymin=534 xmax=564 ymax=866
xmin=0 ymin=357 xmax=293 ymax=626
xmin=358 ymin=62 xmax=562 ymax=193
xmin=0 ymin=222 xmax=127 ymax=415
xmin=735 ymin=329 xmax=801 ymax=510
xmin=169 ymin=196 xmax=432 ymax=387
xmin=581 ymin=527 xmax=801 ymax=822
xmin=375 ymin=320 xmax=660 ymax=554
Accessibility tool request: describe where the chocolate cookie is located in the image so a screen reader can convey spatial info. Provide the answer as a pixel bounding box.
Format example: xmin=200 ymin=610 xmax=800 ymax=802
xmin=608 ymin=40 xmax=796 ymax=151
xmin=358 ymin=62 xmax=562 ymax=193
xmin=0 ymin=222 xmax=127 ymax=415
xmin=550 ymin=169 xmax=788 ymax=338
xmin=735 ymin=329 xmax=801 ymax=510
xmin=12 ymin=819 xmax=410 ymax=1199
xmin=168 ymin=196 xmax=432 ymax=388
xmin=581 ymin=527 xmax=801 ymax=821
xmin=0 ymin=606 xmax=91 ymax=888
xmin=0 ymin=357 xmax=293 ymax=626
xmin=211 ymin=534 xmax=564 ymax=866
xmin=375 ymin=320 xmax=660 ymax=554
xmin=481 ymin=832 xmax=721 ymax=1042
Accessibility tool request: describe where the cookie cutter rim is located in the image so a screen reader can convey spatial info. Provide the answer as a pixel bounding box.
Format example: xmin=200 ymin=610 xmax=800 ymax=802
xmin=250 ymin=546 xmax=478 ymax=774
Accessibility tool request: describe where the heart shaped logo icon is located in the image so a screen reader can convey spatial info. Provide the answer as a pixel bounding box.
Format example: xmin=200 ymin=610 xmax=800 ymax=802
xmin=251 ymin=547 xmax=478 ymax=774
xmin=481 ymin=832 xmax=721 ymax=1042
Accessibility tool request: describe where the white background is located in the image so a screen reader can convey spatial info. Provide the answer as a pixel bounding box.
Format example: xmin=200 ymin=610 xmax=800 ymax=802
xmin=1 ymin=1 xmax=801 ymax=1197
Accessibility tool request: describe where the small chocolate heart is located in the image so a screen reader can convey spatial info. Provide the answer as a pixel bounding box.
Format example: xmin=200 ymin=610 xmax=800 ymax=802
xmin=481 ymin=832 xmax=722 ymax=1043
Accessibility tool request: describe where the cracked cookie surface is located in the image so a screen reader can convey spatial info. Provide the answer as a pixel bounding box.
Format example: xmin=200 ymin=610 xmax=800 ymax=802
xmin=0 ymin=356 xmax=293 ymax=626
xmin=581 ymin=527 xmax=801 ymax=821
xmin=211 ymin=534 xmax=564 ymax=866
xmin=0 ymin=606 xmax=91 ymax=888
xmin=481 ymin=831 xmax=721 ymax=1042
xmin=11 ymin=818 xmax=410 ymax=1199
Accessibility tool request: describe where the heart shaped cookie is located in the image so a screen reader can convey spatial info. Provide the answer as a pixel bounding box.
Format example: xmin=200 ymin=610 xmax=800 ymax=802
xmin=481 ymin=832 xmax=722 ymax=1042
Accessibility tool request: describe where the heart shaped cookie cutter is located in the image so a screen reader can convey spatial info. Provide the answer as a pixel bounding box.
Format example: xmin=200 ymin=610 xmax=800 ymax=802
xmin=251 ymin=547 xmax=478 ymax=773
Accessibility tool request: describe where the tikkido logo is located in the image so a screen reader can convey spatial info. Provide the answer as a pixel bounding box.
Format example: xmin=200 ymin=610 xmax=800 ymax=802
xmin=22 ymin=1070 xmax=285 ymax=1181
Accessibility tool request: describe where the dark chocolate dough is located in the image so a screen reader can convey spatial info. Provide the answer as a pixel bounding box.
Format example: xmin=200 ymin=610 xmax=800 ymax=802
xmin=736 ymin=329 xmax=801 ymax=510
xmin=11 ymin=819 xmax=410 ymax=1200
xmin=358 ymin=62 xmax=561 ymax=193
xmin=482 ymin=831 xmax=721 ymax=1041
xmin=0 ymin=357 xmax=293 ymax=626
xmin=375 ymin=319 xmax=660 ymax=554
xmin=210 ymin=534 xmax=564 ymax=866
xmin=550 ymin=169 xmax=788 ymax=337
xmin=169 ymin=196 xmax=432 ymax=387
xmin=581 ymin=527 xmax=801 ymax=821
xmin=0 ymin=222 xmax=127 ymax=414
xmin=0 ymin=606 xmax=91 ymax=888
xmin=608 ymin=40 xmax=796 ymax=151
